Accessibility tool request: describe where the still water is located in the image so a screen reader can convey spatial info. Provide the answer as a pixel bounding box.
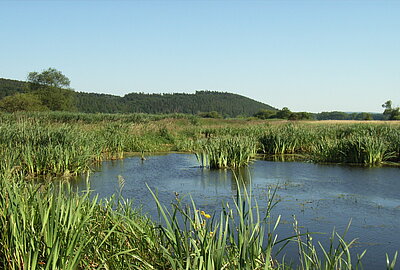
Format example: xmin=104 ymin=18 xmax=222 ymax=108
xmin=74 ymin=153 xmax=400 ymax=269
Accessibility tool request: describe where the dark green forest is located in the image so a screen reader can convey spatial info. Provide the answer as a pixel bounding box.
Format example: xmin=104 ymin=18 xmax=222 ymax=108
xmin=0 ymin=76 xmax=390 ymax=120
xmin=0 ymin=78 xmax=275 ymax=117
xmin=0 ymin=78 xmax=26 ymax=99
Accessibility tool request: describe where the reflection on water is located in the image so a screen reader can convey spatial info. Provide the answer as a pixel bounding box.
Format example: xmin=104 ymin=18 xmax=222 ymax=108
xmin=259 ymin=154 xmax=304 ymax=162
xmin=72 ymin=153 xmax=400 ymax=269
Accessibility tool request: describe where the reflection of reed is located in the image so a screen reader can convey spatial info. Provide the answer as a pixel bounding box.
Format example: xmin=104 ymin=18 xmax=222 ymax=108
xmin=230 ymin=167 xmax=252 ymax=193
xmin=259 ymin=154 xmax=303 ymax=162
xmin=199 ymin=167 xmax=229 ymax=190
xmin=199 ymin=166 xmax=252 ymax=194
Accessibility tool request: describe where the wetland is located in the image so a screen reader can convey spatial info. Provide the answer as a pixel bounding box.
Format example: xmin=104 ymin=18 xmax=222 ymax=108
xmin=0 ymin=112 xmax=399 ymax=269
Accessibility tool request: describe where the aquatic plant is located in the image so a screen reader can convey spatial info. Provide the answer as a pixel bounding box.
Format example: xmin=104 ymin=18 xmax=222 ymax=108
xmin=0 ymin=113 xmax=399 ymax=179
xmin=0 ymin=176 xmax=167 ymax=269
xmin=148 ymin=180 xmax=286 ymax=269
xmin=194 ymin=136 xmax=258 ymax=169
xmin=0 ymin=122 xmax=99 ymax=177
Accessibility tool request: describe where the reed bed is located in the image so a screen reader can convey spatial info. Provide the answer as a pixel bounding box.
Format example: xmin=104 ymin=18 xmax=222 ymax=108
xmin=193 ymin=136 xmax=258 ymax=169
xmin=0 ymin=120 xmax=182 ymax=177
xmin=194 ymin=123 xmax=400 ymax=167
xmin=258 ymin=124 xmax=400 ymax=165
xmin=0 ymin=114 xmax=398 ymax=179
xmin=0 ymin=122 xmax=99 ymax=177
xmin=0 ymin=111 xmax=197 ymax=124
xmin=0 ymin=176 xmax=167 ymax=269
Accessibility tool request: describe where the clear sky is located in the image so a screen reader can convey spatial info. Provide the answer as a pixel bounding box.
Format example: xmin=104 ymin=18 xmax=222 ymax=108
xmin=0 ymin=0 xmax=399 ymax=112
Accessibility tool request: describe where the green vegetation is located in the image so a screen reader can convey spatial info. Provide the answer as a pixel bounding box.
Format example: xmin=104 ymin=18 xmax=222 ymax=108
xmin=382 ymin=100 xmax=400 ymax=120
xmin=0 ymin=78 xmax=26 ymax=100
xmin=254 ymin=109 xmax=382 ymax=121
xmin=26 ymin=68 xmax=76 ymax=111
xmin=0 ymin=112 xmax=399 ymax=268
xmin=2 ymin=174 xmax=398 ymax=269
xmin=0 ymin=68 xmax=76 ymax=112
xmin=314 ymin=111 xmax=381 ymax=120
xmin=257 ymin=123 xmax=400 ymax=165
xmin=1 ymin=70 xmax=395 ymax=120
xmin=194 ymin=136 xmax=258 ymax=169
xmin=254 ymin=108 xmax=313 ymax=121
xmin=0 ymin=112 xmax=398 ymax=176
xmin=0 ymin=177 xmax=167 ymax=269
xmin=0 ymin=74 xmax=276 ymax=116
xmin=0 ymin=93 xmax=48 ymax=112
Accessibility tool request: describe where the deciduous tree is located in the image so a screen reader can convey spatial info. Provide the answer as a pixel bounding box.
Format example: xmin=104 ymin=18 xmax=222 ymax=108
xmin=382 ymin=100 xmax=400 ymax=120
xmin=0 ymin=93 xmax=48 ymax=112
xmin=26 ymin=68 xmax=76 ymax=111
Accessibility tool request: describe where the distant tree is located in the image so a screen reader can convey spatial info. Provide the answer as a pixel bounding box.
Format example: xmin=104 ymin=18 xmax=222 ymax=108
xmin=1 ymin=76 xmax=277 ymax=115
xmin=0 ymin=78 xmax=26 ymax=99
xmin=198 ymin=111 xmax=222 ymax=118
xmin=382 ymin=100 xmax=392 ymax=110
xmin=254 ymin=109 xmax=276 ymax=119
xmin=382 ymin=100 xmax=400 ymax=120
xmin=27 ymin=68 xmax=71 ymax=90
xmin=315 ymin=111 xmax=349 ymax=120
xmin=364 ymin=113 xmax=373 ymax=120
xmin=34 ymin=87 xmax=76 ymax=111
xmin=358 ymin=112 xmax=373 ymax=121
xmin=275 ymin=107 xmax=292 ymax=119
xmin=288 ymin=112 xmax=313 ymax=120
xmin=0 ymin=93 xmax=48 ymax=112
xmin=26 ymin=68 xmax=76 ymax=111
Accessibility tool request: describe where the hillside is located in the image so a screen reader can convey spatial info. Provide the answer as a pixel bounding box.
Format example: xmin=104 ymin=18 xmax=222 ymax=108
xmin=0 ymin=78 xmax=26 ymax=99
xmin=0 ymin=78 xmax=276 ymax=116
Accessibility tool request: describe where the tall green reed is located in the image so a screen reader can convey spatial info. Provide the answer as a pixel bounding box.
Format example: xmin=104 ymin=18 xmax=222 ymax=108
xmin=148 ymin=176 xmax=286 ymax=269
xmin=0 ymin=176 xmax=168 ymax=269
xmin=194 ymin=136 xmax=258 ymax=169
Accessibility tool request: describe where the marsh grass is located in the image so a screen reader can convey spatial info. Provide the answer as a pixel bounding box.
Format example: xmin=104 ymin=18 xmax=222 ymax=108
xmin=0 ymin=122 xmax=98 ymax=177
xmin=293 ymin=218 xmax=366 ymax=270
xmin=258 ymin=123 xmax=400 ymax=165
xmin=1 ymin=112 xmax=399 ymax=171
xmin=0 ymin=111 xmax=196 ymax=125
xmin=310 ymin=134 xmax=396 ymax=165
xmin=0 ymin=176 xmax=167 ymax=269
xmin=0 ymin=120 xmax=182 ymax=177
xmin=194 ymin=136 xmax=258 ymax=169
xmin=148 ymin=177 xmax=287 ymax=269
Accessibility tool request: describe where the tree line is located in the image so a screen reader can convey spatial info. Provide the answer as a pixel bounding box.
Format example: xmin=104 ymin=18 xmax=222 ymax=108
xmin=0 ymin=68 xmax=398 ymax=120
xmin=253 ymin=108 xmax=388 ymax=121
xmin=0 ymin=68 xmax=275 ymax=117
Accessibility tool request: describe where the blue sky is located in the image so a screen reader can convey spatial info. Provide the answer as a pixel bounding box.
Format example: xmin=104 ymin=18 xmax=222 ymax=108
xmin=0 ymin=0 xmax=399 ymax=112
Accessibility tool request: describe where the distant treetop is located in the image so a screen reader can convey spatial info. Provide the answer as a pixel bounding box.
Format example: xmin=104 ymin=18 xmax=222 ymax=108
xmin=27 ymin=68 xmax=71 ymax=90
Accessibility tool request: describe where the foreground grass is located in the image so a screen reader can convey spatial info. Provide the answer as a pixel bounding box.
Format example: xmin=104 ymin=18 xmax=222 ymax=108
xmin=0 ymin=176 xmax=167 ymax=269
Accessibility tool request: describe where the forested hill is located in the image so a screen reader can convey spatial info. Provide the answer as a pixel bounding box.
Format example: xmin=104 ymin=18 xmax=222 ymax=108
xmin=0 ymin=78 xmax=276 ymax=116
xmin=76 ymin=91 xmax=276 ymax=115
xmin=0 ymin=78 xmax=26 ymax=99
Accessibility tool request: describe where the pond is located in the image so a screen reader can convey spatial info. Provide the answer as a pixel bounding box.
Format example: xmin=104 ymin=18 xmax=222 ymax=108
xmin=73 ymin=153 xmax=400 ymax=269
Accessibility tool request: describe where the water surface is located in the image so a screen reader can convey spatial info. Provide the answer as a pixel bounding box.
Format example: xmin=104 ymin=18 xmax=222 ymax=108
xmin=74 ymin=153 xmax=400 ymax=269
